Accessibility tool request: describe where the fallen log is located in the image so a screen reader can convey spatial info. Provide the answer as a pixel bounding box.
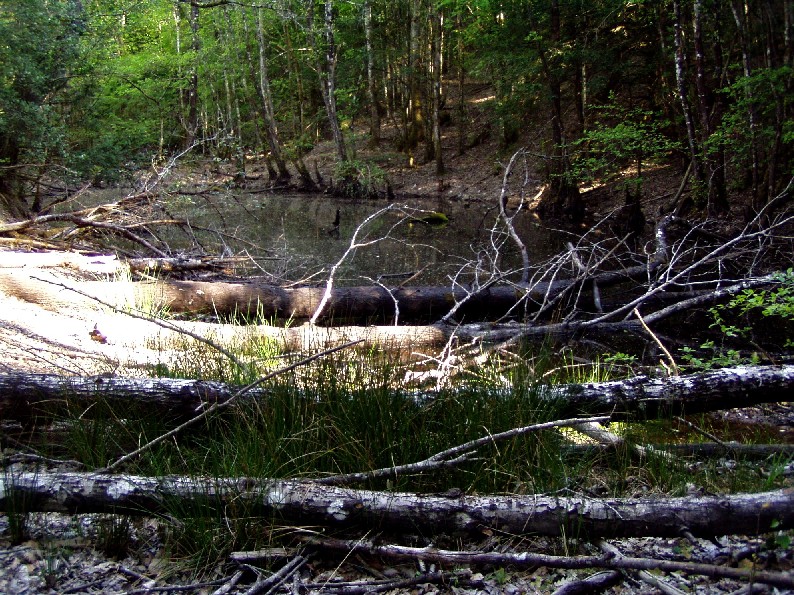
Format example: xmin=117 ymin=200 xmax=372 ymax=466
xmin=1 ymin=471 xmax=791 ymax=538
xmin=0 ymin=269 xmax=560 ymax=324
xmin=1 ymin=365 xmax=792 ymax=422
xmin=3 ymin=257 xmax=685 ymax=325
xmin=126 ymin=256 xmax=250 ymax=274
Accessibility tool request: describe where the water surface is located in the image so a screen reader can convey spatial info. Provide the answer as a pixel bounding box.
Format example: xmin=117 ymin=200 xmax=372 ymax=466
xmin=172 ymin=191 xmax=565 ymax=286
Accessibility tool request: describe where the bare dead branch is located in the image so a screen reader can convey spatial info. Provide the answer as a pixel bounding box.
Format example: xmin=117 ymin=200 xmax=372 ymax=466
xmin=307 ymin=537 xmax=794 ymax=590
xmin=315 ymin=415 xmax=611 ymax=486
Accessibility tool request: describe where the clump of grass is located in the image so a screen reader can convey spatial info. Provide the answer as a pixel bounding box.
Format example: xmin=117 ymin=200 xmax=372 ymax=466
xmin=2 ymin=469 xmax=31 ymax=545
xmin=156 ymin=486 xmax=278 ymax=577
xmin=96 ymin=514 xmax=133 ymax=559
xmin=60 ymin=398 xmax=173 ymax=470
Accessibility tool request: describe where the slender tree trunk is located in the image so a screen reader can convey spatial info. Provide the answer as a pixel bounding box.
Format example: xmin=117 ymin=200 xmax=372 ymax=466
xmin=184 ymin=0 xmax=200 ymax=149
xmin=306 ymin=0 xmax=347 ymax=163
xmin=730 ymin=0 xmax=761 ymax=203
xmin=364 ymin=0 xmax=380 ymax=146
xmin=673 ymin=0 xmax=704 ymax=201
xmin=456 ymin=13 xmax=466 ymax=156
xmin=0 ymin=136 xmax=26 ymax=220
xmin=431 ymin=8 xmax=444 ymax=175
xmin=171 ymin=2 xmax=183 ymax=158
xmin=692 ymin=0 xmax=728 ymax=215
xmin=240 ymin=9 xmax=275 ymax=179
xmin=407 ymin=0 xmax=425 ymax=159
xmin=762 ymin=0 xmax=786 ymax=199
xmin=534 ymin=0 xmax=583 ymax=223
xmin=255 ymin=8 xmax=290 ymax=181
xmin=223 ymin=8 xmax=245 ymax=182
xmin=785 ymin=0 xmax=794 ymax=71
xmin=283 ymin=21 xmax=306 ymax=135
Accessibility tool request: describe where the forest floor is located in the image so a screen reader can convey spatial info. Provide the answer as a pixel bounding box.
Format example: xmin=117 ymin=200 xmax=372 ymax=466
xmin=1 ymin=89 xmax=791 ymax=593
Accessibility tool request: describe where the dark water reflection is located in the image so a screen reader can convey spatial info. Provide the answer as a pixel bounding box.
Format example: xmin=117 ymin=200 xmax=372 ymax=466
xmin=178 ymin=192 xmax=565 ymax=286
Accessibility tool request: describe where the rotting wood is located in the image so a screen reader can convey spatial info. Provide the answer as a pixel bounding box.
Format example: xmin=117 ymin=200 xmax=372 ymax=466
xmin=1 ymin=471 xmax=791 ymax=539
xmin=1 ymin=365 xmax=791 ymax=422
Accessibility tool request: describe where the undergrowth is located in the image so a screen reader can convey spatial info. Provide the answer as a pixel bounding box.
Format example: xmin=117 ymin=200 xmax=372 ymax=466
xmin=13 ymin=281 xmax=793 ymax=575
xmin=28 ymin=340 xmax=787 ymax=574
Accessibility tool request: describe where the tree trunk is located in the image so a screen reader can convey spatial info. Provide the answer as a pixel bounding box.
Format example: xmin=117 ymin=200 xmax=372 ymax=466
xmin=2 ymin=365 xmax=791 ymax=423
xmin=692 ymin=0 xmax=728 ymax=215
xmin=533 ymin=0 xmax=583 ymax=223
xmin=0 ymin=134 xmax=27 ymax=221
xmin=456 ymin=13 xmax=467 ymax=156
xmin=673 ymin=0 xmax=705 ymax=198
xmin=364 ymin=0 xmax=380 ymax=146
xmin=255 ymin=8 xmax=290 ymax=181
xmin=431 ymin=8 xmax=444 ymax=175
xmin=184 ymin=0 xmax=200 ymax=149
xmin=307 ymin=0 xmax=347 ymax=163
xmin=0 ymin=270 xmax=598 ymax=324
xmin=1 ymin=471 xmax=791 ymax=538
xmin=407 ymin=0 xmax=425 ymax=157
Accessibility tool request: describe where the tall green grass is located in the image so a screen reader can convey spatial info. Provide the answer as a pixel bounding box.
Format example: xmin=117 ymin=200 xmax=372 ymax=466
xmin=26 ymin=338 xmax=791 ymax=575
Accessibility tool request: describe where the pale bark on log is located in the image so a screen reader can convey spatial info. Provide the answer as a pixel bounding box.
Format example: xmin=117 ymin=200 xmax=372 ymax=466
xmin=1 ymin=471 xmax=791 ymax=538
xmin=1 ymin=365 xmax=792 ymax=422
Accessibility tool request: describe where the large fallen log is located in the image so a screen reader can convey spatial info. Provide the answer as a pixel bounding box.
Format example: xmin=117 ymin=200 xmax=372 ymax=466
xmin=1 ymin=365 xmax=792 ymax=421
xmin=1 ymin=471 xmax=791 ymax=538
xmin=2 ymin=256 xmax=676 ymax=325
xmin=0 ymin=269 xmax=562 ymax=324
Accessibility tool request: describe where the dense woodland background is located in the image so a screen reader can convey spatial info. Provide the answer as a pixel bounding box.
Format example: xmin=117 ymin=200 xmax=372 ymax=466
xmin=1 ymin=0 xmax=792 ymax=222
xmin=2 ymin=3 xmax=794 ymax=592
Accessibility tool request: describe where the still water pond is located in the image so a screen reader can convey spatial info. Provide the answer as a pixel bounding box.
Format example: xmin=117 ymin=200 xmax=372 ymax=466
xmin=175 ymin=191 xmax=565 ymax=285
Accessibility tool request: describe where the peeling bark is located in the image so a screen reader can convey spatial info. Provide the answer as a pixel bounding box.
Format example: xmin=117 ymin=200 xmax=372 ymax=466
xmin=1 ymin=471 xmax=791 ymax=538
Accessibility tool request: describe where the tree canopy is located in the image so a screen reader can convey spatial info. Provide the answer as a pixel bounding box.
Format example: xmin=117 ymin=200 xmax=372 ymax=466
xmin=1 ymin=0 xmax=792 ymax=219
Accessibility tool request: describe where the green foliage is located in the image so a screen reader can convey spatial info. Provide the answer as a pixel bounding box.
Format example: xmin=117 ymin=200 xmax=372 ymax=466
xmin=0 ymin=0 xmax=84 ymax=200
xmin=711 ymin=270 xmax=794 ymax=346
xmin=767 ymin=519 xmax=793 ymax=552
xmin=680 ymin=270 xmax=794 ymax=370
xmin=571 ymin=100 xmax=678 ymax=185
xmin=720 ymin=270 xmax=794 ymax=325
xmin=333 ymin=159 xmax=386 ymax=197
xmin=712 ymin=66 xmax=794 ymax=186
xmin=679 ymin=341 xmax=757 ymax=371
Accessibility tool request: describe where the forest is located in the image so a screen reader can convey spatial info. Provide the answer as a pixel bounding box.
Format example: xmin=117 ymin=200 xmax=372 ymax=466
xmin=1 ymin=0 xmax=792 ymax=215
xmin=1 ymin=1 xmax=794 ymax=593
